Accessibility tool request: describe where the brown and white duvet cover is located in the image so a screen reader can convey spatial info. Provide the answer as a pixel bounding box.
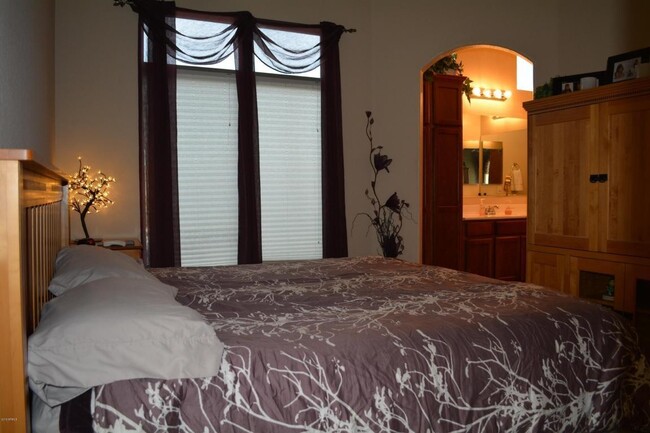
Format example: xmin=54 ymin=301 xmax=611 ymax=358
xmin=87 ymin=257 xmax=649 ymax=432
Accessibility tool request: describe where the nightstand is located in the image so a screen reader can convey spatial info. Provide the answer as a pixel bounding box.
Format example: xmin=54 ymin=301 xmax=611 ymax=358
xmin=98 ymin=240 xmax=143 ymax=260
xmin=70 ymin=239 xmax=143 ymax=260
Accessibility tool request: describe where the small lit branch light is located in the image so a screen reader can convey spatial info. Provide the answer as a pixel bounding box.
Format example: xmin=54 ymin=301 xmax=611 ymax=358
xmin=68 ymin=157 xmax=116 ymax=243
xmin=470 ymin=86 xmax=512 ymax=101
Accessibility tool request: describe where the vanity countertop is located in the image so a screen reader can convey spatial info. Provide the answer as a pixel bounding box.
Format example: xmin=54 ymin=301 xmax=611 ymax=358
xmin=463 ymin=214 xmax=526 ymax=221
xmin=462 ymin=202 xmax=527 ymax=221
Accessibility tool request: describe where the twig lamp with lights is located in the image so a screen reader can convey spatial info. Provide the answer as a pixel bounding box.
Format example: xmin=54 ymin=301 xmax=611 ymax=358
xmin=68 ymin=157 xmax=116 ymax=244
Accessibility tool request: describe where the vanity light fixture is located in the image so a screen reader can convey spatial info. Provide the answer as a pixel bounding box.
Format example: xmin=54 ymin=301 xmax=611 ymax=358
xmin=470 ymin=86 xmax=512 ymax=101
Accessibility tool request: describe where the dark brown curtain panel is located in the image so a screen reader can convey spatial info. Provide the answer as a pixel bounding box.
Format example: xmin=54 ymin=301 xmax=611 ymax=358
xmin=234 ymin=13 xmax=262 ymax=264
xmin=320 ymin=22 xmax=348 ymax=258
xmin=131 ymin=0 xmax=350 ymax=264
xmin=138 ymin=1 xmax=180 ymax=267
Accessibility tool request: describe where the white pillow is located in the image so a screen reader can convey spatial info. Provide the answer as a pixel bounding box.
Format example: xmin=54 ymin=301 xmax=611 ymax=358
xmin=28 ymin=277 xmax=224 ymax=406
xmin=48 ymin=245 xmax=163 ymax=296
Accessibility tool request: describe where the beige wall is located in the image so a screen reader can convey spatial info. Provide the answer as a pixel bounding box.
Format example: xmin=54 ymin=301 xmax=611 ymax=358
xmin=54 ymin=0 xmax=650 ymax=261
xmin=557 ymin=0 xmax=650 ymax=76
xmin=0 ymin=0 xmax=54 ymax=161
xmin=54 ymin=1 xmax=140 ymax=241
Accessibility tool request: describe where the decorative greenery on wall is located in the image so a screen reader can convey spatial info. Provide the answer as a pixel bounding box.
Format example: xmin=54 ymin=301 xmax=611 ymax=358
xmin=423 ymin=53 xmax=473 ymax=102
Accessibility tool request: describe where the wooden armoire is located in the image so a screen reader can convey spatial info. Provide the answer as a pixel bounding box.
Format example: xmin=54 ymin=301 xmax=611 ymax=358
xmin=524 ymin=77 xmax=650 ymax=347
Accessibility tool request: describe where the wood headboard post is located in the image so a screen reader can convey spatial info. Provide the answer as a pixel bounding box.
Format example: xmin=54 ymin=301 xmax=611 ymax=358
xmin=0 ymin=159 xmax=28 ymax=432
xmin=0 ymin=150 xmax=67 ymax=433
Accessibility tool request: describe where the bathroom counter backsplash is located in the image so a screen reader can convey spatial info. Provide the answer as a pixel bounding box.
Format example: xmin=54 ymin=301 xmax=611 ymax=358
xmin=463 ymin=195 xmax=527 ymax=220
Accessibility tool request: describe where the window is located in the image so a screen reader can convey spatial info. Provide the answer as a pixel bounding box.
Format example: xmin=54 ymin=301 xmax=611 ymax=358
xmin=139 ymin=11 xmax=348 ymax=267
xmin=176 ymin=55 xmax=322 ymax=266
xmin=516 ymin=55 xmax=534 ymax=91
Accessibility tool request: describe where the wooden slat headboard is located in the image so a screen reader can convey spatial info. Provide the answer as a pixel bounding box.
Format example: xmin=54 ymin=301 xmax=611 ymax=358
xmin=0 ymin=149 xmax=68 ymax=433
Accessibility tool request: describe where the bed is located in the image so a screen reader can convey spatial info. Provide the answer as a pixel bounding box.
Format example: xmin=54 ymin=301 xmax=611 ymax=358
xmin=2 ymin=151 xmax=650 ymax=433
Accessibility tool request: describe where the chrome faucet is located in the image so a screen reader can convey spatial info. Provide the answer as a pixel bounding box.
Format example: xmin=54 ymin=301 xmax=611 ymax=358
xmin=485 ymin=205 xmax=499 ymax=216
xmin=503 ymin=175 xmax=512 ymax=196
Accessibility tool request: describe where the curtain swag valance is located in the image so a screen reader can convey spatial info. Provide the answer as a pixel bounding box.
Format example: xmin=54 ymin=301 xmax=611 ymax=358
xmin=115 ymin=0 xmax=355 ymax=74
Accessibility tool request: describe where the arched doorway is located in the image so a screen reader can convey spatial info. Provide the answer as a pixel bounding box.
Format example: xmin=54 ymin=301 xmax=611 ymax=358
xmin=420 ymin=45 xmax=533 ymax=279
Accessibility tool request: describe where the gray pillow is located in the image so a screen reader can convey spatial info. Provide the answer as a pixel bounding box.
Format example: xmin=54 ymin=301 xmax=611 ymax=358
xmin=48 ymin=245 xmax=164 ymax=296
xmin=28 ymin=277 xmax=224 ymax=406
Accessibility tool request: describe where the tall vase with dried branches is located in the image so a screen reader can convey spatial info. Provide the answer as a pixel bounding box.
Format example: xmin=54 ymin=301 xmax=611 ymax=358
xmin=355 ymin=111 xmax=411 ymax=258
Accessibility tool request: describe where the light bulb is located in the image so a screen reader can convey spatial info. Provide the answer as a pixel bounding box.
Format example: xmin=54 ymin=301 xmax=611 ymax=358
xmin=504 ymin=90 xmax=512 ymax=99
xmin=494 ymin=89 xmax=503 ymax=99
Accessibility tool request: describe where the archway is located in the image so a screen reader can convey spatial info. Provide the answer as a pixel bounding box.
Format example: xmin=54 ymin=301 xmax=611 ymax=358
xmin=419 ymin=45 xmax=533 ymax=274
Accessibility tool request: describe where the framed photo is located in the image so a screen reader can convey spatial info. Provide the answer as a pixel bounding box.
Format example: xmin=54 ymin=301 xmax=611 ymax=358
xmin=552 ymin=71 xmax=606 ymax=95
xmin=606 ymin=47 xmax=650 ymax=84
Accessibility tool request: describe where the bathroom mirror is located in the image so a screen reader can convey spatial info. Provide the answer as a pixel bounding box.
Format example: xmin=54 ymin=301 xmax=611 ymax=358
xmin=463 ymin=140 xmax=503 ymax=185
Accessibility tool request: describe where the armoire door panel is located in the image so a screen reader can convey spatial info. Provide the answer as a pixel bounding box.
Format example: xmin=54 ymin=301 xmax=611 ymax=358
xmin=528 ymin=105 xmax=597 ymax=252
xmin=527 ymin=250 xmax=566 ymax=292
xmin=599 ymin=96 xmax=650 ymax=258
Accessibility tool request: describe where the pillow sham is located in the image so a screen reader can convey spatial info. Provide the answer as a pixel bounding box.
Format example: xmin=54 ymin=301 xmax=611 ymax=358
xmin=28 ymin=277 xmax=224 ymax=406
xmin=48 ymin=245 xmax=163 ymax=296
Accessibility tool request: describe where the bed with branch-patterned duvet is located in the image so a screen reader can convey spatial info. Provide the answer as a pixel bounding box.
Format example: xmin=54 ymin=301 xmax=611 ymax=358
xmin=82 ymin=257 xmax=649 ymax=433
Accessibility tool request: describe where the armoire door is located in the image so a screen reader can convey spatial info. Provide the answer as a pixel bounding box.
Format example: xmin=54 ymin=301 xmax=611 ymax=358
xmin=528 ymin=105 xmax=599 ymax=252
xmin=599 ymin=95 xmax=650 ymax=258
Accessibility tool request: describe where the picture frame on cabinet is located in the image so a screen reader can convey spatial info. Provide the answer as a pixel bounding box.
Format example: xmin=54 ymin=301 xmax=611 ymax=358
xmin=552 ymin=71 xmax=605 ymax=95
xmin=606 ymin=47 xmax=650 ymax=84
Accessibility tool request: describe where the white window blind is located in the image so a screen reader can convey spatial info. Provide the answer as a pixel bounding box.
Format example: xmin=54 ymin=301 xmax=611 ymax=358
xmin=257 ymin=75 xmax=322 ymax=261
xmin=176 ymin=69 xmax=322 ymax=265
xmin=177 ymin=68 xmax=239 ymax=266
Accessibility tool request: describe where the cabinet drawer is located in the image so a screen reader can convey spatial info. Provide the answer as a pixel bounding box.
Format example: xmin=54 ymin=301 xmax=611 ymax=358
xmin=496 ymin=220 xmax=526 ymax=236
xmin=465 ymin=221 xmax=494 ymax=237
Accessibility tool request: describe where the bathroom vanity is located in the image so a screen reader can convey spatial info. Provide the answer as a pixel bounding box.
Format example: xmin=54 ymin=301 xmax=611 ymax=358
xmin=463 ymin=212 xmax=527 ymax=282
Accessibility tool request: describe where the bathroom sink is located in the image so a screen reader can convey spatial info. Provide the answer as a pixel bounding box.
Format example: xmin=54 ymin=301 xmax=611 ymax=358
xmin=462 ymin=203 xmax=527 ymax=220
